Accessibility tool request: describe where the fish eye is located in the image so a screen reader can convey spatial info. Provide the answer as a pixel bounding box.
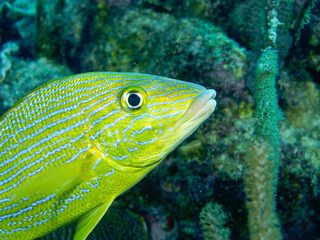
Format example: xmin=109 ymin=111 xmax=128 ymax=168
xmin=120 ymin=87 xmax=147 ymax=112
xmin=126 ymin=91 xmax=142 ymax=109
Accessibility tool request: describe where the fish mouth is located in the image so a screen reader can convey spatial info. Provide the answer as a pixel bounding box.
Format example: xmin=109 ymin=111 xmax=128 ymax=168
xmin=160 ymin=89 xmax=217 ymax=152
xmin=178 ymin=89 xmax=216 ymax=127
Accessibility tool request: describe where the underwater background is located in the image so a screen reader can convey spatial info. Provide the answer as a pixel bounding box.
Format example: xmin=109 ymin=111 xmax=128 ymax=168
xmin=0 ymin=0 xmax=320 ymax=239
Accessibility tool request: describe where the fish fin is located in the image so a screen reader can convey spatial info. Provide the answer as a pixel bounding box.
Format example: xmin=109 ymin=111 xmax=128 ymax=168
xmin=73 ymin=198 xmax=114 ymax=240
xmin=10 ymin=153 xmax=96 ymax=202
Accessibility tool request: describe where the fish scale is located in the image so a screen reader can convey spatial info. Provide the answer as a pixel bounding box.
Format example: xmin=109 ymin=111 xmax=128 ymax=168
xmin=0 ymin=72 xmax=216 ymax=239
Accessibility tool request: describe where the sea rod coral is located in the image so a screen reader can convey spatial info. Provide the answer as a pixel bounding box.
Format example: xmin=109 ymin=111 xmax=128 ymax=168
xmin=244 ymin=0 xmax=283 ymax=239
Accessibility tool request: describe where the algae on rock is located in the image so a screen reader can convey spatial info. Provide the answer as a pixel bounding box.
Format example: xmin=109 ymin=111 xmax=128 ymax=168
xmin=82 ymin=9 xmax=247 ymax=97
xmin=0 ymin=41 xmax=19 ymax=83
xmin=0 ymin=56 xmax=71 ymax=112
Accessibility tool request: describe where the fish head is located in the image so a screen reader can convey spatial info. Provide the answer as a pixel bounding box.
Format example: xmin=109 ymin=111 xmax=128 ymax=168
xmin=93 ymin=75 xmax=216 ymax=170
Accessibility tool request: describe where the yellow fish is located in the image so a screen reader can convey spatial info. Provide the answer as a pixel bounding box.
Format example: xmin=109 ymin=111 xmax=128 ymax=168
xmin=0 ymin=72 xmax=216 ymax=239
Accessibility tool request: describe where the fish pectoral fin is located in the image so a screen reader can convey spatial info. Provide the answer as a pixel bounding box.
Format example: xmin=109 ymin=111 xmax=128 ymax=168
xmin=10 ymin=153 xmax=96 ymax=202
xmin=73 ymin=198 xmax=114 ymax=240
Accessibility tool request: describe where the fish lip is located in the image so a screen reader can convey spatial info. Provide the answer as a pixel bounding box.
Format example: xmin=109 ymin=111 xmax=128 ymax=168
xmin=175 ymin=89 xmax=217 ymax=128
xmin=158 ymin=88 xmax=216 ymax=154
xmin=196 ymin=89 xmax=217 ymax=119
xmin=195 ymin=89 xmax=217 ymax=114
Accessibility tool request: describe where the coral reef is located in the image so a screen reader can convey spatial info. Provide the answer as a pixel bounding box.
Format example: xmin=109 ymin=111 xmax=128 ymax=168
xmin=228 ymin=0 xmax=295 ymax=93
xmin=0 ymin=41 xmax=19 ymax=83
xmin=276 ymin=72 xmax=320 ymax=238
xmin=244 ymin=1 xmax=282 ymax=239
xmin=207 ymin=100 xmax=255 ymax=180
xmin=0 ymin=0 xmax=36 ymax=47
xmin=89 ymin=206 xmax=148 ymax=240
xmin=244 ymin=140 xmax=282 ymax=240
xmin=39 ymin=206 xmax=148 ymax=240
xmin=36 ymin=0 xmax=91 ymax=63
xmin=82 ymin=8 xmax=248 ymax=108
xmin=1 ymin=0 xmax=320 ymax=239
xmin=138 ymin=0 xmax=214 ymax=19
xmin=0 ymin=55 xmax=71 ymax=112
xmin=279 ymin=73 xmax=320 ymax=196
xmin=306 ymin=3 xmax=320 ymax=77
xmin=199 ymin=201 xmax=231 ymax=240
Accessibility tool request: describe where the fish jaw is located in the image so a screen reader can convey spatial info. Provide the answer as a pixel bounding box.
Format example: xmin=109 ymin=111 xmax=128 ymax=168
xmin=159 ymin=89 xmax=217 ymax=153
xmin=175 ymin=89 xmax=217 ymax=130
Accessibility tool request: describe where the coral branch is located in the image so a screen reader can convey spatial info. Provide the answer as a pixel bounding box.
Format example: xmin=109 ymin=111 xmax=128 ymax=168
xmin=244 ymin=0 xmax=283 ymax=239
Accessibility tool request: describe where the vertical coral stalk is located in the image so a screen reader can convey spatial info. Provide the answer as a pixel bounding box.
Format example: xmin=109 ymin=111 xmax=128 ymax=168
xmin=244 ymin=0 xmax=282 ymax=239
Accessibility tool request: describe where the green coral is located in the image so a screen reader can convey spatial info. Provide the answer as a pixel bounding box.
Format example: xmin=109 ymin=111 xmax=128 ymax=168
xmin=243 ymin=1 xmax=283 ymax=239
xmin=36 ymin=0 xmax=91 ymax=63
xmin=0 ymin=0 xmax=36 ymax=44
xmin=291 ymin=0 xmax=316 ymax=43
xmin=279 ymin=75 xmax=320 ymax=196
xmin=208 ymin=101 xmax=254 ymax=180
xmin=228 ymin=0 xmax=295 ymax=93
xmin=178 ymin=139 xmax=204 ymax=161
xmin=244 ymin=140 xmax=282 ymax=240
xmin=0 ymin=41 xmax=19 ymax=83
xmin=229 ymin=0 xmax=294 ymax=54
xmin=199 ymin=202 xmax=231 ymax=240
xmin=138 ymin=0 xmax=214 ymax=19
xmin=0 ymin=55 xmax=71 ymax=111
xmin=82 ymin=9 xmax=247 ymax=94
xmin=254 ymin=48 xmax=282 ymax=155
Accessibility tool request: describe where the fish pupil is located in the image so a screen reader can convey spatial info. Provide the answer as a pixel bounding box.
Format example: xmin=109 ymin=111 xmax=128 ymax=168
xmin=128 ymin=92 xmax=141 ymax=108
